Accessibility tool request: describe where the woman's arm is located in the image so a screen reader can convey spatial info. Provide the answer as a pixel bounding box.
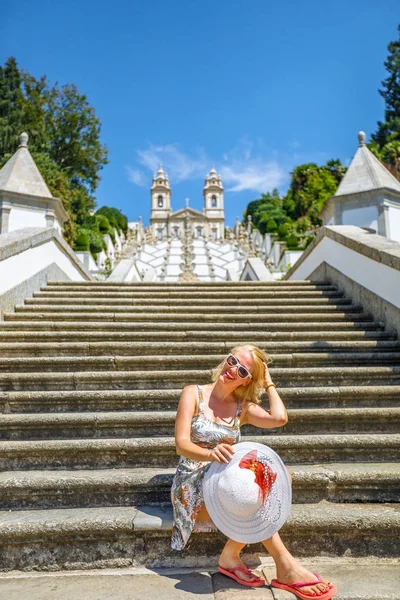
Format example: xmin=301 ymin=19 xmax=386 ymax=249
xmin=175 ymin=385 xmax=235 ymax=463
xmin=242 ymin=363 xmax=288 ymax=429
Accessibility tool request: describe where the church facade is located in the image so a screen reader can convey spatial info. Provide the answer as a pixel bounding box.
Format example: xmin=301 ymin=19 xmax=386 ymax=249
xmin=149 ymin=166 xmax=225 ymax=240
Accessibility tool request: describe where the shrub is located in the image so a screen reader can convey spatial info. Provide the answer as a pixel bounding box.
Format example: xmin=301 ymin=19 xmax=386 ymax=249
xmin=277 ymin=223 xmax=291 ymax=239
xmin=266 ymin=218 xmax=278 ymax=232
xmin=96 ymin=214 xmax=111 ymax=234
xmin=286 ymin=233 xmax=300 ymax=250
xmin=73 ymin=230 xmax=90 ymax=251
xmin=87 ymin=229 xmax=106 ymax=254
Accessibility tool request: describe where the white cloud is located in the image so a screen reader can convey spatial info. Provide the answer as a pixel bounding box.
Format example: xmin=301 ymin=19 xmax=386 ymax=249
xmin=127 ymin=139 xmax=288 ymax=193
xmin=136 ymin=144 xmax=208 ymax=183
xmin=220 ymin=161 xmax=287 ymax=193
xmin=126 ymin=167 xmax=148 ymax=187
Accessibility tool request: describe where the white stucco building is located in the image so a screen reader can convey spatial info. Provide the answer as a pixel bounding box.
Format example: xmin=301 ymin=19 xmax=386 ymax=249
xmin=149 ymin=166 xmax=225 ymax=241
xmin=320 ymin=131 xmax=400 ymax=242
xmin=0 ymin=133 xmax=69 ymax=234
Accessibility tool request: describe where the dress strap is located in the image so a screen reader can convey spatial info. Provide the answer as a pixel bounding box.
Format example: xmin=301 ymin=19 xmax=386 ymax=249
xmin=235 ymin=400 xmax=243 ymax=420
xmin=197 ymin=385 xmax=205 ymax=413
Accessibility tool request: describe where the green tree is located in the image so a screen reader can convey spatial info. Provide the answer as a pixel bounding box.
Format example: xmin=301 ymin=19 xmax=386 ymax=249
xmin=0 ymin=57 xmax=24 ymax=156
xmin=20 ymin=71 xmax=53 ymax=154
xmin=0 ymin=57 xmax=127 ymax=260
xmin=381 ymin=141 xmax=400 ymax=178
xmin=370 ymin=24 xmax=400 ymax=179
xmin=45 ymin=83 xmax=108 ymax=192
xmin=283 ymin=163 xmax=339 ymax=224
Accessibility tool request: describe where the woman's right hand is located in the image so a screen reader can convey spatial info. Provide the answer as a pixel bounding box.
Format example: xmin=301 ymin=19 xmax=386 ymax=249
xmin=208 ymin=443 xmax=235 ymax=464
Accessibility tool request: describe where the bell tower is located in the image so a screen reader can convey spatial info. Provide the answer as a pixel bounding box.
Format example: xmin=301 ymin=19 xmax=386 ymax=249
xmin=150 ymin=166 xmax=171 ymax=238
xmin=203 ymin=166 xmax=225 ymax=239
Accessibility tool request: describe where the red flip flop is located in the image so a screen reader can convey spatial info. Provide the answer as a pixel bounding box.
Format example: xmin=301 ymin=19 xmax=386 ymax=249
xmin=271 ymin=573 xmax=337 ymax=600
xmin=218 ymin=565 xmax=265 ymax=587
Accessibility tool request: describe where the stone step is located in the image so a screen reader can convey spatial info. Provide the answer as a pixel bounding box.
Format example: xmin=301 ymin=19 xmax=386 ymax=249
xmin=0 ymin=341 xmax=398 ymax=357
xmin=1 ymin=385 xmax=398 ymax=413
xmin=2 ymin=383 xmax=399 ymax=415
xmin=0 ymin=434 xmax=397 ymax=470
xmin=1 ymin=321 xmax=385 ymax=334
xmin=0 ymin=559 xmax=398 ymax=600
xmin=0 ymin=366 xmax=399 ymax=391
xmin=0 ymin=328 xmax=392 ymax=344
xmin=44 ymin=280 xmax=327 ymax=288
xmin=0 ymin=502 xmax=397 ymax=571
xmin=2 ymin=332 xmax=397 ymax=348
xmin=35 ymin=286 xmax=339 ymax=299
xmin=16 ymin=299 xmax=354 ymax=312
xmin=0 ymin=407 xmax=398 ymax=440
xmin=0 ymin=352 xmax=398 ymax=372
xmin=0 ymin=312 xmax=376 ymax=328
xmin=0 ymin=463 xmax=398 ymax=510
xmin=27 ymin=291 xmax=345 ymax=305
xmin=4 ymin=306 xmax=366 ymax=321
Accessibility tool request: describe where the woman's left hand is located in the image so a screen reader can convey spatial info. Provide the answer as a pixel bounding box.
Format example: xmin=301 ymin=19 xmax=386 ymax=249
xmin=263 ymin=362 xmax=273 ymax=387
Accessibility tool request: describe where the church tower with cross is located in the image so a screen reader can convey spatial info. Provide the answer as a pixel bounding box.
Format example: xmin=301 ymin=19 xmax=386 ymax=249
xmin=203 ymin=165 xmax=225 ymax=239
xmin=150 ymin=165 xmax=171 ymax=238
xmin=149 ymin=166 xmax=225 ymax=240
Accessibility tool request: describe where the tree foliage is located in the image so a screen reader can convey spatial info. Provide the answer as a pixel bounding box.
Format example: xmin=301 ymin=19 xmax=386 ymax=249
xmin=371 ymin=24 xmax=400 ymax=178
xmin=244 ymin=161 xmax=345 ymax=247
xmin=0 ymin=57 xmax=127 ymax=258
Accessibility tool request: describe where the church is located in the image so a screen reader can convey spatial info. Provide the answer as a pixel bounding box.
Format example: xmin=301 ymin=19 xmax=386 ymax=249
xmin=149 ymin=165 xmax=225 ymax=241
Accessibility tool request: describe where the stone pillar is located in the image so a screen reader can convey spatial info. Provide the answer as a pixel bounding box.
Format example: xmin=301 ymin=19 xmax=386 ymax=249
xmin=0 ymin=200 xmax=11 ymax=234
xmin=45 ymin=209 xmax=56 ymax=228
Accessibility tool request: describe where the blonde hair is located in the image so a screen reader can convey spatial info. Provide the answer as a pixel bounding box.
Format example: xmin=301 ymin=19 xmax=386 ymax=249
xmin=211 ymin=344 xmax=272 ymax=404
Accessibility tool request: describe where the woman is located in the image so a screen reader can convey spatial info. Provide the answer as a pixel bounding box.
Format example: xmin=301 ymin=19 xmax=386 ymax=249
xmin=171 ymin=344 xmax=336 ymax=599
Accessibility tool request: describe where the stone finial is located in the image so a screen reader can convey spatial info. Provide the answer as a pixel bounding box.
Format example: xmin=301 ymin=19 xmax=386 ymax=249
xmin=185 ymin=198 xmax=189 ymax=208
xmin=19 ymin=132 xmax=29 ymax=147
xmin=358 ymin=131 xmax=366 ymax=147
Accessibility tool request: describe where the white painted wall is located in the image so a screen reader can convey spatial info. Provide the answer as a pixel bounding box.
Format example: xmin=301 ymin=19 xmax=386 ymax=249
xmin=75 ymin=251 xmax=99 ymax=272
xmin=342 ymin=205 xmax=378 ymax=232
xmin=287 ymin=236 xmax=400 ymax=309
xmin=388 ymin=205 xmax=400 ymax=242
xmin=8 ymin=207 xmax=46 ymax=231
xmin=0 ymin=238 xmax=87 ymax=296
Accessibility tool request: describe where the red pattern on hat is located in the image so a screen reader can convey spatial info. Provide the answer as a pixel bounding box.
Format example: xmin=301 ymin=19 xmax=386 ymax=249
xmin=239 ymin=450 xmax=277 ymax=503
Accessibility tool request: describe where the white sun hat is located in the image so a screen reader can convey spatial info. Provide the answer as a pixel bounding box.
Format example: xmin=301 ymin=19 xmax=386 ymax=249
xmin=203 ymin=441 xmax=292 ymax=543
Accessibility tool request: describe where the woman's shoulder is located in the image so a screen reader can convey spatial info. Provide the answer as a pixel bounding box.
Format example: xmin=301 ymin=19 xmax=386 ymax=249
xmin=181 ymin=384 xmax=199 ymax=395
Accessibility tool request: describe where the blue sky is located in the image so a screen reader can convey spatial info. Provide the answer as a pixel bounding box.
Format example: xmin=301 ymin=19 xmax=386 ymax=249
xmin=1 ymin=0 xmax=399 ymax=226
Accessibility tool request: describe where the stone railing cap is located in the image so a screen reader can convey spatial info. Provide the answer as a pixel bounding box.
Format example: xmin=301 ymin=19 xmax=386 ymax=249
xmin=284 ymin=225 xmax=400 ymax=280
xmin=0 ymin=227 xmax=92 ymax=280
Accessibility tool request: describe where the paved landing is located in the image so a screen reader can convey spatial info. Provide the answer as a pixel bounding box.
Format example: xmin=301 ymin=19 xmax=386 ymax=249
xmin=0 ymin=558 xmax=398 ymax=600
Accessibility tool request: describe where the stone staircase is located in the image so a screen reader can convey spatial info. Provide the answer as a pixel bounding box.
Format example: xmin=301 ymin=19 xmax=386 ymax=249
xmin=0 ymin=281 xmax=398 ymax=572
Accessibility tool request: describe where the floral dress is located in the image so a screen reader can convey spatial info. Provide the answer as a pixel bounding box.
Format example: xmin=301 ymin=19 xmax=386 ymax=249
xmin=171 ymin=385 xmax=242 ymax=550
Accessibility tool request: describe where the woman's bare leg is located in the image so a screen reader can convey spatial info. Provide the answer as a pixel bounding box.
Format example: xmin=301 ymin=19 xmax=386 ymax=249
xmin=196 ymin=505 xmax=260 ymax=584
xmin=262 ymin=532 xmax=332 ymax=595
xmin=218 ymin=539 xmax=262 ymax=583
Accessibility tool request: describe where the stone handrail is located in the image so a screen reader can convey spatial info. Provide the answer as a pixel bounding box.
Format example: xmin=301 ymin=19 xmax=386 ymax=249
xmin=0 ymin=227 xmax=92 ymax=318
xmin=284 ymin=225 xmax=400 ymax=334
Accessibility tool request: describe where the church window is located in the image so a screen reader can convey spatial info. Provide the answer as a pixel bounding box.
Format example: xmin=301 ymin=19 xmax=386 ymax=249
xmin=197 ymin=227 xmax=203 ymax=238
xmin=173 ymin=227 xmax=179 ymax=238
xmin=212 ymin=180 xmax=216 ymax=184
xmin=158 ymin=179 xmax=162 ymax=184
xmin=158 ymin=195 xmax=164 ymax=207
xmin=157 ymin=229 xmax=163 ymax=240
xmin=211 ymin=195 xmax=217 ymax=208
